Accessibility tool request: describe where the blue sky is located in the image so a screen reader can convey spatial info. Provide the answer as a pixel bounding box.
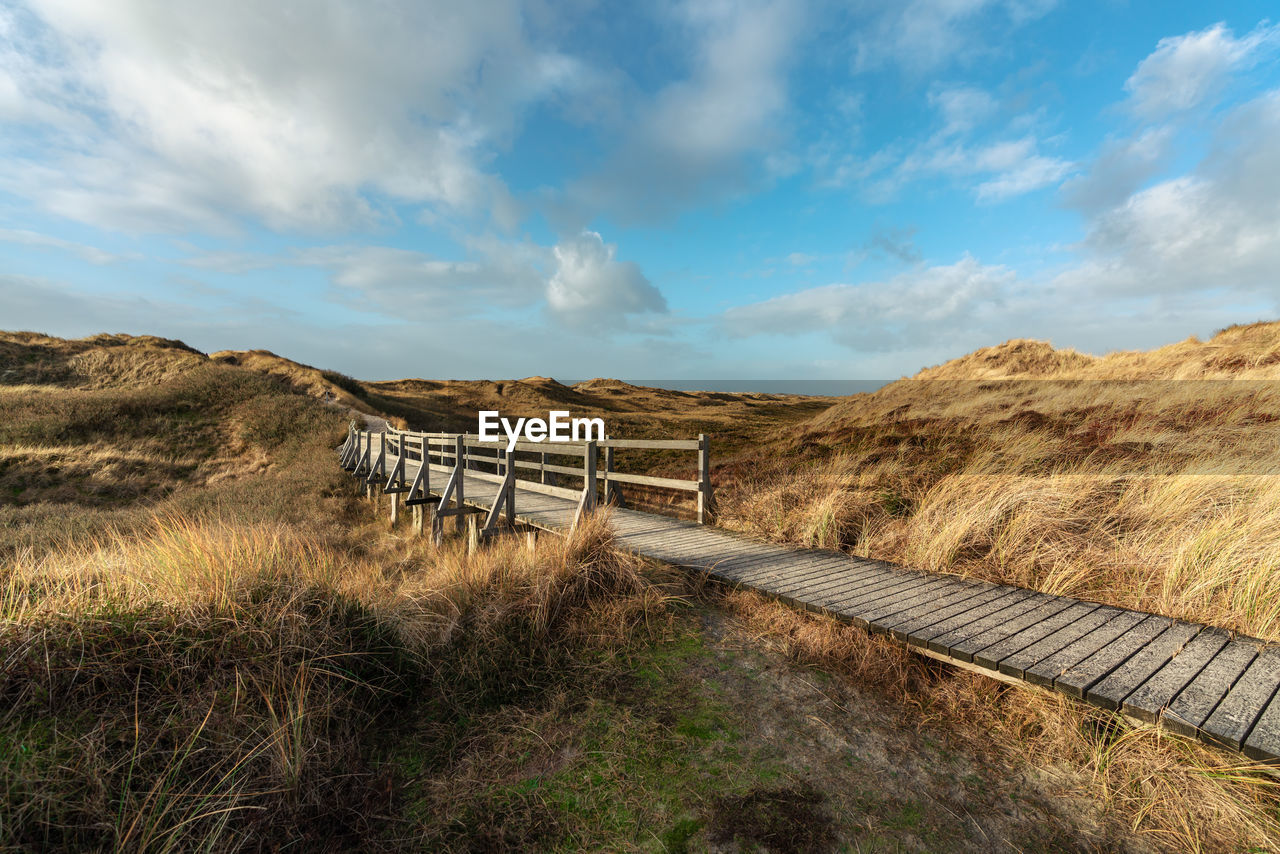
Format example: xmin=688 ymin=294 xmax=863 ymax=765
xmin=1 ymin=1 xmax=1278 ymax=383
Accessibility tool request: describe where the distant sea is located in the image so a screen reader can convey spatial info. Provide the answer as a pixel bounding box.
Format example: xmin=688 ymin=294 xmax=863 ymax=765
xmin=563 ymin=380 xmax=891 ymax=396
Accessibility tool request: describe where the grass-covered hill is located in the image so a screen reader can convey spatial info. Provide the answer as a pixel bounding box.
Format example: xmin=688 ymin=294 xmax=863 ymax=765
xmin=7 ymin=327 xmax=1280 ymax=851
xmin=720 ymin=321 xmax=1280 ymax=639
xmin=0 ymin=331 xmax=359 ymax=558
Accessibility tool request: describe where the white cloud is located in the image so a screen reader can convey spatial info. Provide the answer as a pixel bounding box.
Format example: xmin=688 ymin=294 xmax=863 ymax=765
xmin=972 ymin=146 xmax=1074 ymax=201
xmin=0 ymin=227 xmax=129 ymax=263
xmin=1059 ymin=127 xmax=1175 ymax=214
xmin=649 ymin=0 xmax=796 ymax=161
xmin=1124 ymin=22 xmax=1280 ymax=119
xmin=547 ymin=231 xmax=667 ymax=325
xmin=181 ymin=231 xmax=668 ymax=327
xmin=723 ymin=255 xmax=1014 ymax=351
xmin=564 ymin=0 xmax=802 ymax=223
xmin=852 ymin=0 xmax=1057 ymax=73
xmin=302 ymin=244 xmax=548 ymax=312
xmin=0 ymin=0 xmax=585 ymax=233
xmin=1059 ymin=88 xmax=1280 ymax=301
xmin=829 ymin=77 xmax=1070 ymax=202
xmin=929 ymin=84 xmax=999 ymax=136
xmin=889 ymin=135 xmax=1073 ymax=202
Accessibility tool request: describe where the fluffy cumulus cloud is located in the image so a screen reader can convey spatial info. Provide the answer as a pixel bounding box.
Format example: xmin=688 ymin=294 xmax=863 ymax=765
xmin=1059 ymin=127 xmax=1175 ymax=214
xmin=178 ymin=230 xmax=668 ymax=327
xmin=564 ymin=0 xmax=802 ymax=223
xmin=1053 ymin=19 xmax=1280 ymax=308
xmin=546 ymin=232 xmax=667 ymax=326
xmin=1061 ymin=89 xmax=1280 ymax=301
xmin=723 ymin=255 xmax=1014 ymax=351
xmin=1124 ymin=22 xmax=1280 ymax=119
xmin=0 ymin=0 xmax=580 ymax=233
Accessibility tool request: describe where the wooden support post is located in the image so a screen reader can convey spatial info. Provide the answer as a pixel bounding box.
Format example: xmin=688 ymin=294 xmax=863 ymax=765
xmin=572 ymin=440 xmax=598 ymax=531
xmin=586 ymin=440 xmax=597 ymax=511
xmin=411 ymin=504 xmax=423 ymax=535
xmin=540 ymin=452 xmax=548 ymax=484
xmin=431 ymin=504 xmax=443 ymax=546
xmin=466 ymin=515 xmax=479 ymax=554
xmin=604 ymin=445 xmax=613 ymax=506
xmin=525 ymin=529 xmax=537 ymax=553
xmin=404 ymin=439 xmax=429 ymax=504
xmin=505 ymin=448 xmax=516 ymax=527
xmin=454 ymin=434 xmax=466 ymax=532
xmin=697 ymin=433 xmax=715 ymax=525
xmin=481 ymin=448 xmax=517 ymax=539
xmin=352 ymin=432 xmax=368 ymax=476
xmin=384 ymin=432 xmax=407 ymax=493
xmin=389 ymin=491 xmax=400 ymax=526
xmin=366 ymin=434 xmax=386 ymax=486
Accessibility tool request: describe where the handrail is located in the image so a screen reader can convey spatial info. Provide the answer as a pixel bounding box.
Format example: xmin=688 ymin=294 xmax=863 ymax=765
xmin=342 ymin=425 xmax=716 ymax=527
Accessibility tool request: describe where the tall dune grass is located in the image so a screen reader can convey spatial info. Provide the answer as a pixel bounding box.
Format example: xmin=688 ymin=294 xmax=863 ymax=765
xmin=0 ymin=513 xmax=669 ymax=851
xmin=714 ymin=323 xmax=1280 ymax=851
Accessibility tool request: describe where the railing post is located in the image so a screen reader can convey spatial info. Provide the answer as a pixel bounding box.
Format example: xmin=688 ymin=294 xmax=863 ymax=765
xmin=454 ymin=433 xmax=466 ymax=529
xmin=504 ymin=447 xmax=516 ymax=526
xmin=584 ymin=440 xmax=597 ymax=513
xmin=540 ymin=451 xmax=548 ymax=484
xmin=697 ymin=433 xmax=715 ymax=525
xmin=572 ymin=439 xmax=597 ymax=531
xmin=603 ymin=445 xmax=613 ymax=506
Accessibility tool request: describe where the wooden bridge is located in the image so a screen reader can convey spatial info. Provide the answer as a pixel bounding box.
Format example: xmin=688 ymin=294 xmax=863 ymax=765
xmin=340 ymin=426 xmax=1280 ymax=767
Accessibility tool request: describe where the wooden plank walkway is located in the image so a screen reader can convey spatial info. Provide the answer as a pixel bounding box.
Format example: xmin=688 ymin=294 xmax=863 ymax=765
xmin=352 ymin=442 xmax=1280 ymax=767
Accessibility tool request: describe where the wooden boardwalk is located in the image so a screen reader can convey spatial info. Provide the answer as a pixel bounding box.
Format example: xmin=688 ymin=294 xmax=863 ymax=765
xmin=342 ymin=429 xmax=1280 ymax=767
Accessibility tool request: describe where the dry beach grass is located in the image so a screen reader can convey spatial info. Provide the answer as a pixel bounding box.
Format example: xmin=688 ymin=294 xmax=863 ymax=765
xmin=6 ymin=326 xmax=1280 ymax=849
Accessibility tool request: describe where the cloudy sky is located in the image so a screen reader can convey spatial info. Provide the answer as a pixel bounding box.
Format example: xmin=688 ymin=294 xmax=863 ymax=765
xmin=1 ymin=1 xmax=1278 ymax=382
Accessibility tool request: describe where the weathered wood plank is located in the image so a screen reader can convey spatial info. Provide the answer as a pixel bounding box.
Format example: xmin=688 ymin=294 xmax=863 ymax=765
xmin=885 ymin=588 xmax=1024 ymax=647
xmin=996 ymin=606 xmax=1126 ymax=680
xmin=1022 ymin=610 xmax=1147 ymax=687
xmin=787 ymin=562 xmax=906 ymax=603
xmin=1202 ymin=647 xmax=1280 ymax=751
xmin=812 ymin=572 xmax=925 ymax=614
xmin=1084 ymin=622 xmax=1203 ymax=710
xmin=862 ymin=580 xmax=990 ymax=634
xmin=922 ymin=592 xmax=1060 ymax=657
xmin=765 ymin=559 xmax=886 ymax=597
xmin=1243 ymin=690 xmax=1280 ymax=763
xmin=1162 ymin=639 xmax=1259 ymax=738
xmin=971 ymin=602 xmax=1099 ymax=672
xmin=833 ymin=576 xmax=960 ymax=626
xmin=1120 ymin=629 xmax=1230 ymax=723
xmin=1054 ymin=614 xmax=1172 ymax=699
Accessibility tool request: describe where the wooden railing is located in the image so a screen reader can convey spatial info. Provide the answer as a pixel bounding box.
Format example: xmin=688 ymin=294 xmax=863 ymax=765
xmin=339 ymin=425 xmax=715 ymax=541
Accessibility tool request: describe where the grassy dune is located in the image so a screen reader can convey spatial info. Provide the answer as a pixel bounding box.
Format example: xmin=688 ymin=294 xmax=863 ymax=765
xmin=720 ymin=321 xmax=1280 ymax=638
xmin=0 ymin=333 xmax=673 ymax=849
xmin=7 ymin=327 xmax=1280 ymax=850
xmin=712 ymin=321 xmax=1280 ymax=850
